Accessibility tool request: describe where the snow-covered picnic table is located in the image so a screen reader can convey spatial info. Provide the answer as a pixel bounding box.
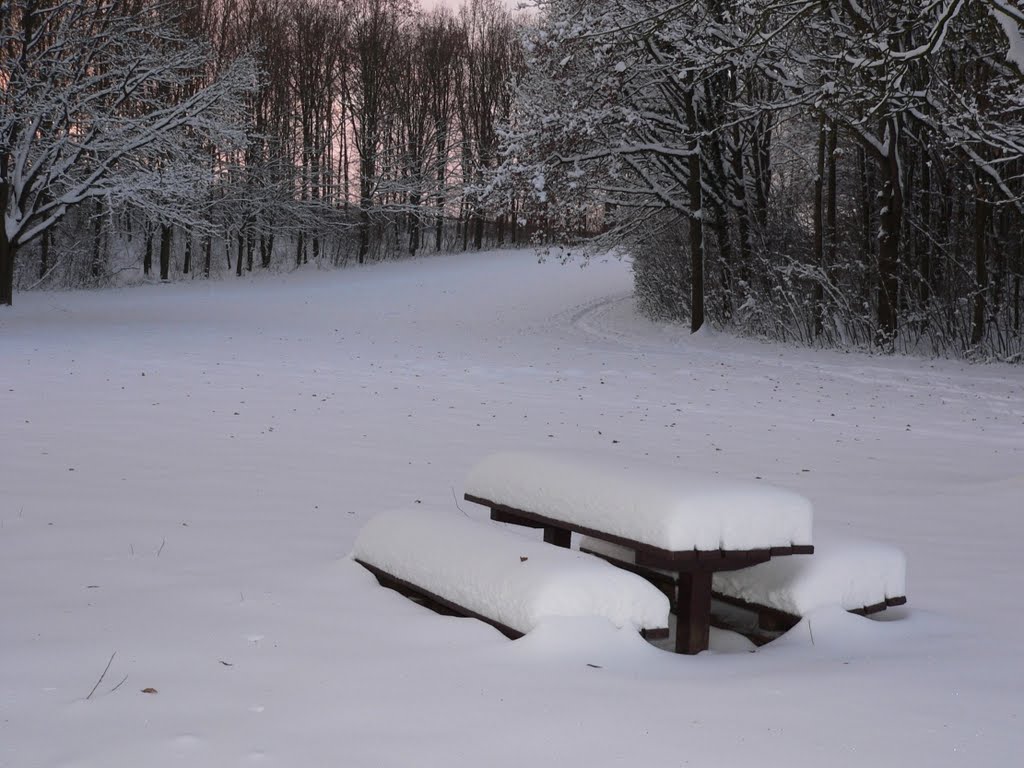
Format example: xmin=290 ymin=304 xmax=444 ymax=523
xmin=465 ymin=452 xmax=815 ymax=653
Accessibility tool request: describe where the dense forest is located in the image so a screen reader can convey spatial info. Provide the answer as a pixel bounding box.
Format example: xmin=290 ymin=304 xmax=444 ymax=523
xmin=3 ymin=0 xmax=1024 ymax=359
xmin=501 ymin=1 xmax=1024 ymax=359
xmin=1 ymin=0 xmax=523 ymax=302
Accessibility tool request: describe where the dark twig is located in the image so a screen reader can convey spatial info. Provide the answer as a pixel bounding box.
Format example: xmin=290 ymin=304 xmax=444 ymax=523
xmin=86 ymin=652 xmax=116 ymax=700
xmin=109 ymin=674 xmax=129 ymax=694
xmin=451 ymin=487 xmax=468 ymax=517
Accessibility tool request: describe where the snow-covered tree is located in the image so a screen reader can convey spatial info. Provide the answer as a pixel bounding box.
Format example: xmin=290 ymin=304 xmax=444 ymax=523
xmin=0 ymin=0 xmax=255 ymax=305
xmin=497 ymin=0 xmax=1024 ymax=356
xmin=498 ymin=1 xmax=756 ymax=332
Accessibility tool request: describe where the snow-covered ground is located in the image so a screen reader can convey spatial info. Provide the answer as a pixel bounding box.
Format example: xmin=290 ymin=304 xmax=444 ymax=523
xmin=2 ymin=249 xmax=1022 ymax=767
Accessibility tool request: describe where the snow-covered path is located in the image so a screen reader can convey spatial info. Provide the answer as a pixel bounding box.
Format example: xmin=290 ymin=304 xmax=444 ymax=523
xmin=2 ymin=250 xmax=1022 ymax=767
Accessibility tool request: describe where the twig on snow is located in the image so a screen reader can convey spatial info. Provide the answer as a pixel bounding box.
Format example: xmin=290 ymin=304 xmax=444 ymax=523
xmin=109 ymin=674 xmax=129 ymax=694
xmin=86 ymin=652 xmax=116 ymax=700
xmin=451 ymin=487 xmax=468 ymax=517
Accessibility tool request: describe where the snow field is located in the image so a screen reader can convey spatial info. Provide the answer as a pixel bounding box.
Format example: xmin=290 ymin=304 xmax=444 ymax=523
xmin=2 ymin=249 xmax=1023 ymax=767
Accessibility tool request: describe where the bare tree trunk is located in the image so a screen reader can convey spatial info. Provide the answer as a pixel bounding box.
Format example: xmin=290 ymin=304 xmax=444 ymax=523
xmin=994 ymin=208 xmax=1007 ymax=325
xmin=473 ymin=209 xmax=484 ymax=251
xmin=143 ymin=230 xmax=153 ymax=276
xmin=971 ymin=184 xmax=989 ymax=346
xmin=813 ymin=114 xmax=826 ymax=338
xmin=684 ymin=87 xmax=704 ymax=333
xmin=264 ymin=235 xmax=274 ymax=269
xmin=358 ymin=213 xmax=369 ymax=264
xmin=1015 ymin=272 xmax=1021 ymax=333
xmin=435 ymin=131 xmax=446 ymax=252
xmin=511 ymin=198 xmax=518 ymax=244
xmin=688 ymin=170 xmax=705 ymax=334
xmin=860 ymin=147 xmax=874 ymax=265
xmin=39 ymin=229 xmax=50 ymax=280
xmin=826 ymin=120 xmax=838 ymax=291
xmin=91 ymin=200 xmax=105 ymax=279
xmin=0 ymin=153 xmax=13 ymax=305
xmin=1014 ymin=209 xmax=1022 ymax=333
xmin=159 ymin=223 xmax=172 ymax=281
xmin=0 ymin=228 xmax=14 ymax=307
xmin=876 ymin=145 xmax=901 ymax=347
xmin=751 ymin=114 xmax=771 ymax=234
xmin=183 ymin=234 xmax=192 ymax=276
xmin=236 ymin=231 xmax=244 ymax=277
xmin=918 ymin=147 xmax=931 ymax=312
xmin=409 ymin=187 xmax=422 ymax=256
xmin=203 ymin=236 xmax=212 ymax=278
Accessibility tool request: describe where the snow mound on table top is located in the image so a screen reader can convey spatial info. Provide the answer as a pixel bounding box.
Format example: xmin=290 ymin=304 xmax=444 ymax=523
xmin=713 ymin=533 xmax=906 ymax=617
xmin=352 ymin=509 xmax=670 ymax=636
xmin=465 ymin=451 xmax=813 ymax=551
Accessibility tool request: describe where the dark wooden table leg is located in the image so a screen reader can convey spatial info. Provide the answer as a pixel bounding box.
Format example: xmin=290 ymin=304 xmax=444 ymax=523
xmin=675 ymin=570 xmax=713 ymax=654
xmin=543 ymin=526 xmax=572 ymax=548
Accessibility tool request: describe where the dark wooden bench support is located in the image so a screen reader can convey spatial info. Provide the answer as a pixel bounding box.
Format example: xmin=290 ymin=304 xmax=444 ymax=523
xmin=676 ymin=570 xmax=713 ymax=654
xmin=543 ymin=526 xmax=572 ymax=548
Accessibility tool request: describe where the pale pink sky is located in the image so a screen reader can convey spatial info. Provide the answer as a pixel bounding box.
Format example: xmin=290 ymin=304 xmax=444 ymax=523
xmin=420 ymin=0 xmax=523 ymax=9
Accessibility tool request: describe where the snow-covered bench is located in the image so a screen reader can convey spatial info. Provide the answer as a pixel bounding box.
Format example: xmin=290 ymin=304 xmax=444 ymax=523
xmin=581 ymin=533 xmax=907 ymax=634
xmin=352 ymin=509 xmax=671 ymax=641
xmin=713 ymin=533 xmax=907 ymax=628
xmin=464 ymin=451 xmax=814 ymax=653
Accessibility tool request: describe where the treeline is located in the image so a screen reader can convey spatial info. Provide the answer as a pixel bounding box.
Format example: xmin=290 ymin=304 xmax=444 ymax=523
xmin=1 ymin=0 xmax=523 ymax=304
xmin=499 ymin=1 xmax=1024 ymax=359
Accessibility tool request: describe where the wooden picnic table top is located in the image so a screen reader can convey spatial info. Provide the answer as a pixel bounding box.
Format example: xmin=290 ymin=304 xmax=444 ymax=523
xmin=467 ymin=494 xmax=814 ymax=570
xmin=464 ymin=452 xmax=814 ymax=554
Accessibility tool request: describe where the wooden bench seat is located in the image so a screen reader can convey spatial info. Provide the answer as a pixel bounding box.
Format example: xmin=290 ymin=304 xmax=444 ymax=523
xmin=352 ymin=509 xmax=671 ymax=640
xmin=581 ymin=533 xmax=907 ymax=635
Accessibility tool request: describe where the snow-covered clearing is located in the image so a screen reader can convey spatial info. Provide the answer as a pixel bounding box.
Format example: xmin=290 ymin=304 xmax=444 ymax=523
xmin=2 ymin=249 xmax=1023 ymax=767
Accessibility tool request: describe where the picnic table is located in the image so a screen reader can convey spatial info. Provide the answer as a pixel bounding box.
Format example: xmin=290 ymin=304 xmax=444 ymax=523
xmin=465 ymin=452 xmax=815 ymax=654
